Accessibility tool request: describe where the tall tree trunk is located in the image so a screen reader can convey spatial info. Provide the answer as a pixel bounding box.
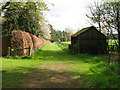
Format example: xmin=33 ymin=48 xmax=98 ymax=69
xmin=98 ymin=14 xmax=101 ymax=32
xmin=116 ymin=3 xmax=120 ymax=53
xmin=98 ymin=21 xmax=101 ymax=32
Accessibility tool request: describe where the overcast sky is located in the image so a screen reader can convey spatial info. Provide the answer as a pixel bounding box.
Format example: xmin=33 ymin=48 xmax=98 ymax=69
xmin=0 ymin=0 xmax=101 ymax=32
xmin=44 ymin=0 xmax=101 ymax=32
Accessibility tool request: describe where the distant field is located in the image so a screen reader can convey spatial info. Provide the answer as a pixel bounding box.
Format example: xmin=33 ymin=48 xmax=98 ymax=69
xmin=62 ymin=40 xmax=118 ymax=45
xmin=62 ymin=41 xmax=71 ymax=44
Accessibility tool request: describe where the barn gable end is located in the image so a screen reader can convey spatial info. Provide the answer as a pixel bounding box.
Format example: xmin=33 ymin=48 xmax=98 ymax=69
xmin=70 ymin=26 xmax=107 ymax=54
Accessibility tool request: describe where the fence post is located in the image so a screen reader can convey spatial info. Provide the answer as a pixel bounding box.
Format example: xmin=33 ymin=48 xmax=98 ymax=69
xmin=28 ymin=47 xmax=31 ymax=56
xmin=8 ymin=47 xmax=11 ymax=56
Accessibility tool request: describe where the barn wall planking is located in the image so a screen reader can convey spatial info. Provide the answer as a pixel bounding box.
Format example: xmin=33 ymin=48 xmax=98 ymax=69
xmin=70 ymin=26 xmax=107 ymax=54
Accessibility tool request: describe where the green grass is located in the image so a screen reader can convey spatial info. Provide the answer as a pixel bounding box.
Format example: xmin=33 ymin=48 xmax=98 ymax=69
xmin=2 ymin=43 xmax=120 ymax=88
xmin=62 ymin=40 xmax=118 ymax=45
xmin=107 ymin=39 xmax=118 ymax=45
xmin=62 ymin=41 xmax=71 ymax=45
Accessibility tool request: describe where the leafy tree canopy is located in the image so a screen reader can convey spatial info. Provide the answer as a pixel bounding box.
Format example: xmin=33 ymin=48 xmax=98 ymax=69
xmin=1 ymin=1 xmax=49 ymax=36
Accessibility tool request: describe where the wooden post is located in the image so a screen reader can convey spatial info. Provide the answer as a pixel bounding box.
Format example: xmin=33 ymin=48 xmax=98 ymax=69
xmin=28 ymin=47 xmax=30 ymax=56
xmin=8 ymin=47 xmax=11 ymax=56
xmin=28 ymin=47 xmax=31 ymax=56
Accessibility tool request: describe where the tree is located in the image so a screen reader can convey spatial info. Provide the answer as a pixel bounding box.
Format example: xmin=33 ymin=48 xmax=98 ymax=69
xmin=0 ymin=0 xmax=12 ymax=15
xmin=62 ymin=31 xmax=69 ymax=41
xmin=40 ymin=23 xmax=51 ymax=40
xmin=1 ymin=1 xmax=49 ymax=36
xmin=86 ymin=1 xmax=105 ymax=32
xmin=86 ymin=1 xmax=120 ymax=52
xmin=50 ymin=24 xmax=69 ymax=42
xmin=65 ymin=26 xmax=73 ymax=41
xmin=50 ymin=24 xmax=57 ymax=42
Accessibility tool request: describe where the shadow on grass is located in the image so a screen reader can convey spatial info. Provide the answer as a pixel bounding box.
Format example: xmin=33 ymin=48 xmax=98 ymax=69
xmin=2 ymin=66 xmax=92 ymax=88
xmin=3 ymin=66 xmax=93 ymax=88
xmin=2 ymin=57 xmax=119 ymax=88
xmin=2 ymin=67 xmax=34 ymax=88
xmin=3 ymin=65 xmax=120 ymax=88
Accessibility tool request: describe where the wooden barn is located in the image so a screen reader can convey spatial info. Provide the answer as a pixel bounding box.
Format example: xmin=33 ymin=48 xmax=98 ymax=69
xmin=69 ymin=26 xmax=107 ymax=54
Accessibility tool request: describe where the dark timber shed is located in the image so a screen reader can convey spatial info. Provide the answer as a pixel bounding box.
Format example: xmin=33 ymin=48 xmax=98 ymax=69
xmin=69 ymin=26 xmax=107 ymax=54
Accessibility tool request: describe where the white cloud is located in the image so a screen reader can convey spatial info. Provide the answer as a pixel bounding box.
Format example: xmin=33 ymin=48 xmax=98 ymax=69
xmin=44 ymin=0 xmax=100 ymax=32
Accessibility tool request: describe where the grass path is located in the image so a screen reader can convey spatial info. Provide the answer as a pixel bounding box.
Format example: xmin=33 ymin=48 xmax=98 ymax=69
xmin=41 ymin=43 xmax=62 ymax=51
xmin=2 ymin=43 xmax=108 ymax=88
xmin=21 ymin=43 xmax=91 ymax=88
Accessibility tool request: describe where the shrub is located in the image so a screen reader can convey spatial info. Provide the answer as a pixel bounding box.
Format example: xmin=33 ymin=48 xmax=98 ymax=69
xmin=21 ymin=56 xmax=33 ymax=59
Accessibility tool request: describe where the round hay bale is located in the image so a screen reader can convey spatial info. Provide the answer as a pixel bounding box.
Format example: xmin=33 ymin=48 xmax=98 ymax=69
xmin=30 ymin=34 xmax=43 ymax=50
xmin=21 ymin=31 xmax=33 ymax=55
xmin=11 ymin=30 xmax=24 ymax=56
xmin=11 ymin=30 xmax=50 ymax=56
xmin=11 ymin=30 xmax=33 ymax=56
